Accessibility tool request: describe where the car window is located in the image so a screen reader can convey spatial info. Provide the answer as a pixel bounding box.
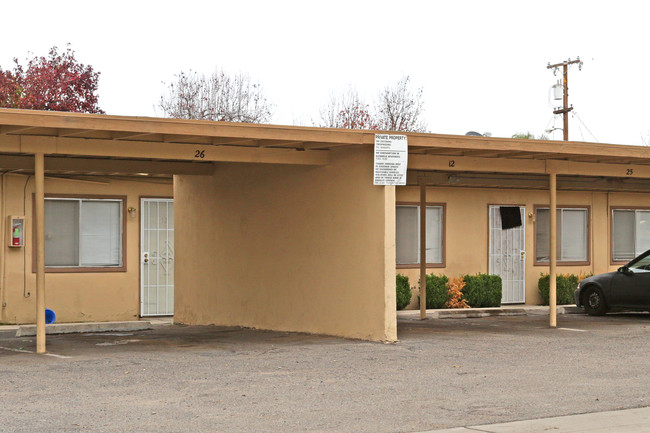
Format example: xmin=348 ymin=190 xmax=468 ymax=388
xmin=629 ymin=254 xmax=650 ymax=271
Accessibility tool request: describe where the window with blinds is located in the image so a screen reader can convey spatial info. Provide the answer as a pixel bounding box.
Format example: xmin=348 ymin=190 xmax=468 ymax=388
xmin=612 ymin=209 xmax=650 ymax=262
xmin=44 ymin=198 xmax=123 ymax=268
xmin=535 ymin=207 xmax=588 ymax=263
xmin=396 ymin=205 xmax=444 ymax=265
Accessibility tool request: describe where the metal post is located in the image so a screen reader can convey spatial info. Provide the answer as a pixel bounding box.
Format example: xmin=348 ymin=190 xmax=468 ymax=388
xmin=35 ymin=153 xmax=46 ymax=353
xmin=419 ymin=180 xmax=427 ymax=320
xmin=549 ymin=172 xmax=557 ymax=328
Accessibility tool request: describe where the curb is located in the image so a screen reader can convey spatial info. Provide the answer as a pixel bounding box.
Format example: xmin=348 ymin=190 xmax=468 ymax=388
xmin=15 ymin=321 xmax=152 ymax=337
xmin=398 ymin=305 xmax=583 ymax=320
xmin=415 ymin=406 xmax=650 ymax=433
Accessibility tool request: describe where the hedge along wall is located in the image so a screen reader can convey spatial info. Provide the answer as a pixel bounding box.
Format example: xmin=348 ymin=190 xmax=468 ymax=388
xmin=462 ymin=274 xmax=502 ymax=308
xmin=415 ymin=273 xmax=502 ymax=309
xmin=538 ymin=273 xmax=591 ymax=305
xmin=424 ymin=274 xmax=449 ymax=309
xmin=396 ymin=274 xmax=412 ymax=310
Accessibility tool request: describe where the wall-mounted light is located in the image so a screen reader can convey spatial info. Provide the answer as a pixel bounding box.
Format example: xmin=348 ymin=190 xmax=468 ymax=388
xmin=128 ymin=207 xmax=137 ymax=218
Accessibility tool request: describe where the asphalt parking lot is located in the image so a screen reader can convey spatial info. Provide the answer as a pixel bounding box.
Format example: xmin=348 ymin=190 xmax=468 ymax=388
xmin=1 ymin=313 xmax=650 ymax=433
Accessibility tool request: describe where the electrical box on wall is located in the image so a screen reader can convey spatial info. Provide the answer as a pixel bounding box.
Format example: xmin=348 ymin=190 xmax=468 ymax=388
xmin=8 ymin=216 xmax=25 ymax=247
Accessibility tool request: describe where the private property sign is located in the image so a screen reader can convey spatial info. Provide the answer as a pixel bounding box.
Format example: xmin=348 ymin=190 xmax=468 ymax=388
xmin=373 ymin=134 xmax=408 ymax=185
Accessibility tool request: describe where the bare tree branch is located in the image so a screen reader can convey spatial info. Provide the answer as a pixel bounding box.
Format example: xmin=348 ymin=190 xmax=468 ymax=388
xmin=375 ymin=76 xmax=427 ymax=132
xmin=317 ymin=89 xmax=378 ymax=130
xmin=318 ymin=77 xmax=427 ymax=132
xmin=158 ymin=69 xmax=273 ymax=123
xmin=512 ymin=131 xmax=549 ymax=140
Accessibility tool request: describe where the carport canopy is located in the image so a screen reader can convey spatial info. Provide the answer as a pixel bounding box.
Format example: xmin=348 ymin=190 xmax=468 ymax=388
xmin=3 ymin=108 xmax=650 ymax=349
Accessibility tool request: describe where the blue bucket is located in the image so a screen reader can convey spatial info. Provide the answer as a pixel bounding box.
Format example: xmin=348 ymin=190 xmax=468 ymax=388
xmin=45 ymin=308 xmax=56 ymax=324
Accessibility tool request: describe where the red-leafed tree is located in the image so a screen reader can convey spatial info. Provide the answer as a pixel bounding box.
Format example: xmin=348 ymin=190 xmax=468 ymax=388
xmin=0 ymin=46 xmax=104 ymax=113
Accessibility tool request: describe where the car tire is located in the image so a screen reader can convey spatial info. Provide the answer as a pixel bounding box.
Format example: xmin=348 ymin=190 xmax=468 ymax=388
xmin=583 ymin=286 xmax=607 ymax=316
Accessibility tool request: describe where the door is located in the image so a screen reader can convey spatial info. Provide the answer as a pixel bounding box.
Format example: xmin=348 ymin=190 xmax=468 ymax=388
xmin=489 ymin=205 xmax=526 ymax=304
xmin=609 ymin=271 xmax=650 ymax=308
xmin=141 ymin=198 xmax=174 ymax=316
xmin=609 ymin=252 xmax=650 ymax=308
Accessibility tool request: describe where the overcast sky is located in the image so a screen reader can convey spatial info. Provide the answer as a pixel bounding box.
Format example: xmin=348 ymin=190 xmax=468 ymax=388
xmin=3 ymin=1 xmax=648 ymax=145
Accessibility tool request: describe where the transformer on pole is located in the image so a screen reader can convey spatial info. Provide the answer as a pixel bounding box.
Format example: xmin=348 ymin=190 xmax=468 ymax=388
xmin=547 ymin=58 xmax=582 ymax=141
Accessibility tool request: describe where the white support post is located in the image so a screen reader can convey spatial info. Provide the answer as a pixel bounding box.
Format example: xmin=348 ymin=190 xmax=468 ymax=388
xmin=549 ymin=172 xmax=557 ymax=328
xmin=419 ymin=180 xmax=427 ymax=320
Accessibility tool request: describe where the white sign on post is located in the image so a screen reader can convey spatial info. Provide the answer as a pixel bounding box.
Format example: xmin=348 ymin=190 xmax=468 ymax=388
xmin=373 ymin=134 xmax=408 ymax=185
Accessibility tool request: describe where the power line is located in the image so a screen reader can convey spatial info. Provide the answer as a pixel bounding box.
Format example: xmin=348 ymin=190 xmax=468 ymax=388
xmin=572 ymin=111 xmax=599 ymax=143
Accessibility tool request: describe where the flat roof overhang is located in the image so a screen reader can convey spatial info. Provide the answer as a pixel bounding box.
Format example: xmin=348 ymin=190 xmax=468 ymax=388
xmin=2 ymin=108 xmax=650 ymax=180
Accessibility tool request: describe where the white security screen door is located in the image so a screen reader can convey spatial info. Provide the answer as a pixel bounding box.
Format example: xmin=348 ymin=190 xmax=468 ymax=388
xmin=141 ymin=198 xmax=174 ymax=316
xmin=489 ymin=206 xmax=526 ymax=304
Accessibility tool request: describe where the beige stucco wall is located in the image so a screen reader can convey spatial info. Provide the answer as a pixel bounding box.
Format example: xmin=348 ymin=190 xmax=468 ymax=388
xmin=174 ymin=147 xmax=397 ymax=341
xmin=0 ymin=174 xmax=172 ymax=324
xmin=396 ymin=186 xmax=646 ymax=308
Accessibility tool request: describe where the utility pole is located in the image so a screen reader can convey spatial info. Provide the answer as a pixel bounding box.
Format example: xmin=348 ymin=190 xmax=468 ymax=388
xmin=547 ymin=58 xmax=582 ymax=141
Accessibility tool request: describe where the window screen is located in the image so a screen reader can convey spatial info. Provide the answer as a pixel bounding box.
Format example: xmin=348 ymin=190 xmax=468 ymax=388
xmin=635 ymin=211 xmax=650 ymax=255
xmin=396 ymin=207 xmax=418 ymax=264
xmin=80 ymin=201 xmax=122 ymax=266
xmin=535 ymin=208 xmax=588 ymax=262
xmin=45 ymin=200 xmax=79 ymax=266
xmin=45 ymin=198 xmax=123 ymax=268
xmin=396 ymin=205 xmax=443 ymax=265
xmin=612 ymin=209 xmax=650 ymax=261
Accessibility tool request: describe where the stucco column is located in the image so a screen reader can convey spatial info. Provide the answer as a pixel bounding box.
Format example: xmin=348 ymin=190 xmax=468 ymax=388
xmin=419 ymin=180 xmax=427 ymax=319
xmin=549 ymin=172 xmax=557 ymax=328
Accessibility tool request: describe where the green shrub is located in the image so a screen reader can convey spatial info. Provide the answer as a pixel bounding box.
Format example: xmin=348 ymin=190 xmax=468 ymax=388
xmin=461 ymin=274 xmax=502 ymax=307
xmin=420 ymin=274 xmax=449 ymax=309
xmin=538 ymin=273 xmax=588 ymax=305
xmin=396 ymin=274 xmax=412 ymax=310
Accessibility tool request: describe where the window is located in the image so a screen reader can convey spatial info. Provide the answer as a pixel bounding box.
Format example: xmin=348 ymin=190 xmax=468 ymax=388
xmin=612 ymin=209 xmax=650 ymax=262
xmin=396 ymin=204 xmax=444 ymax=266
xmin=44 ymin=197 xmax=124 ymax=270
xmin=535 ymin=207 xmax=588 ymax=264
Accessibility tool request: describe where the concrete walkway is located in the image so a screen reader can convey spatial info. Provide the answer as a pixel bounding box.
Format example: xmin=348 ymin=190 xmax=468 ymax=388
xmin=398 ymin=304 xmax=582 ymax=320
xmin=418 ymin=406 xmax=650 ymax=432
xmin=0 ymin=317 xmax=173 ymax=336
xmin=1 ymin=306 xmax=580 ymax=336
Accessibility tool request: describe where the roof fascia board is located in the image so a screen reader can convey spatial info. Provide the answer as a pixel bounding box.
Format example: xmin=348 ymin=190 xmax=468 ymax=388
xmin=409 ymin=154 xmax=650 ymax=179
xmin=0 ymin=154 xmax=214 ymax=175
xmin=0 ymin=109 xmax=372 ymax=146
xmin=407 ymin=135 xmax=650 ymax=160
xmin=11 ymin=135 xmax=328 ymax=166
xmin=407 ymin=172 xmax=650 ymax=192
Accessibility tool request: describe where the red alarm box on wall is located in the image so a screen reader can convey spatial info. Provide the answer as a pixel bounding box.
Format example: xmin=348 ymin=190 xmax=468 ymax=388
xmin=8 ymin=216 xmax=25 ymax=247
